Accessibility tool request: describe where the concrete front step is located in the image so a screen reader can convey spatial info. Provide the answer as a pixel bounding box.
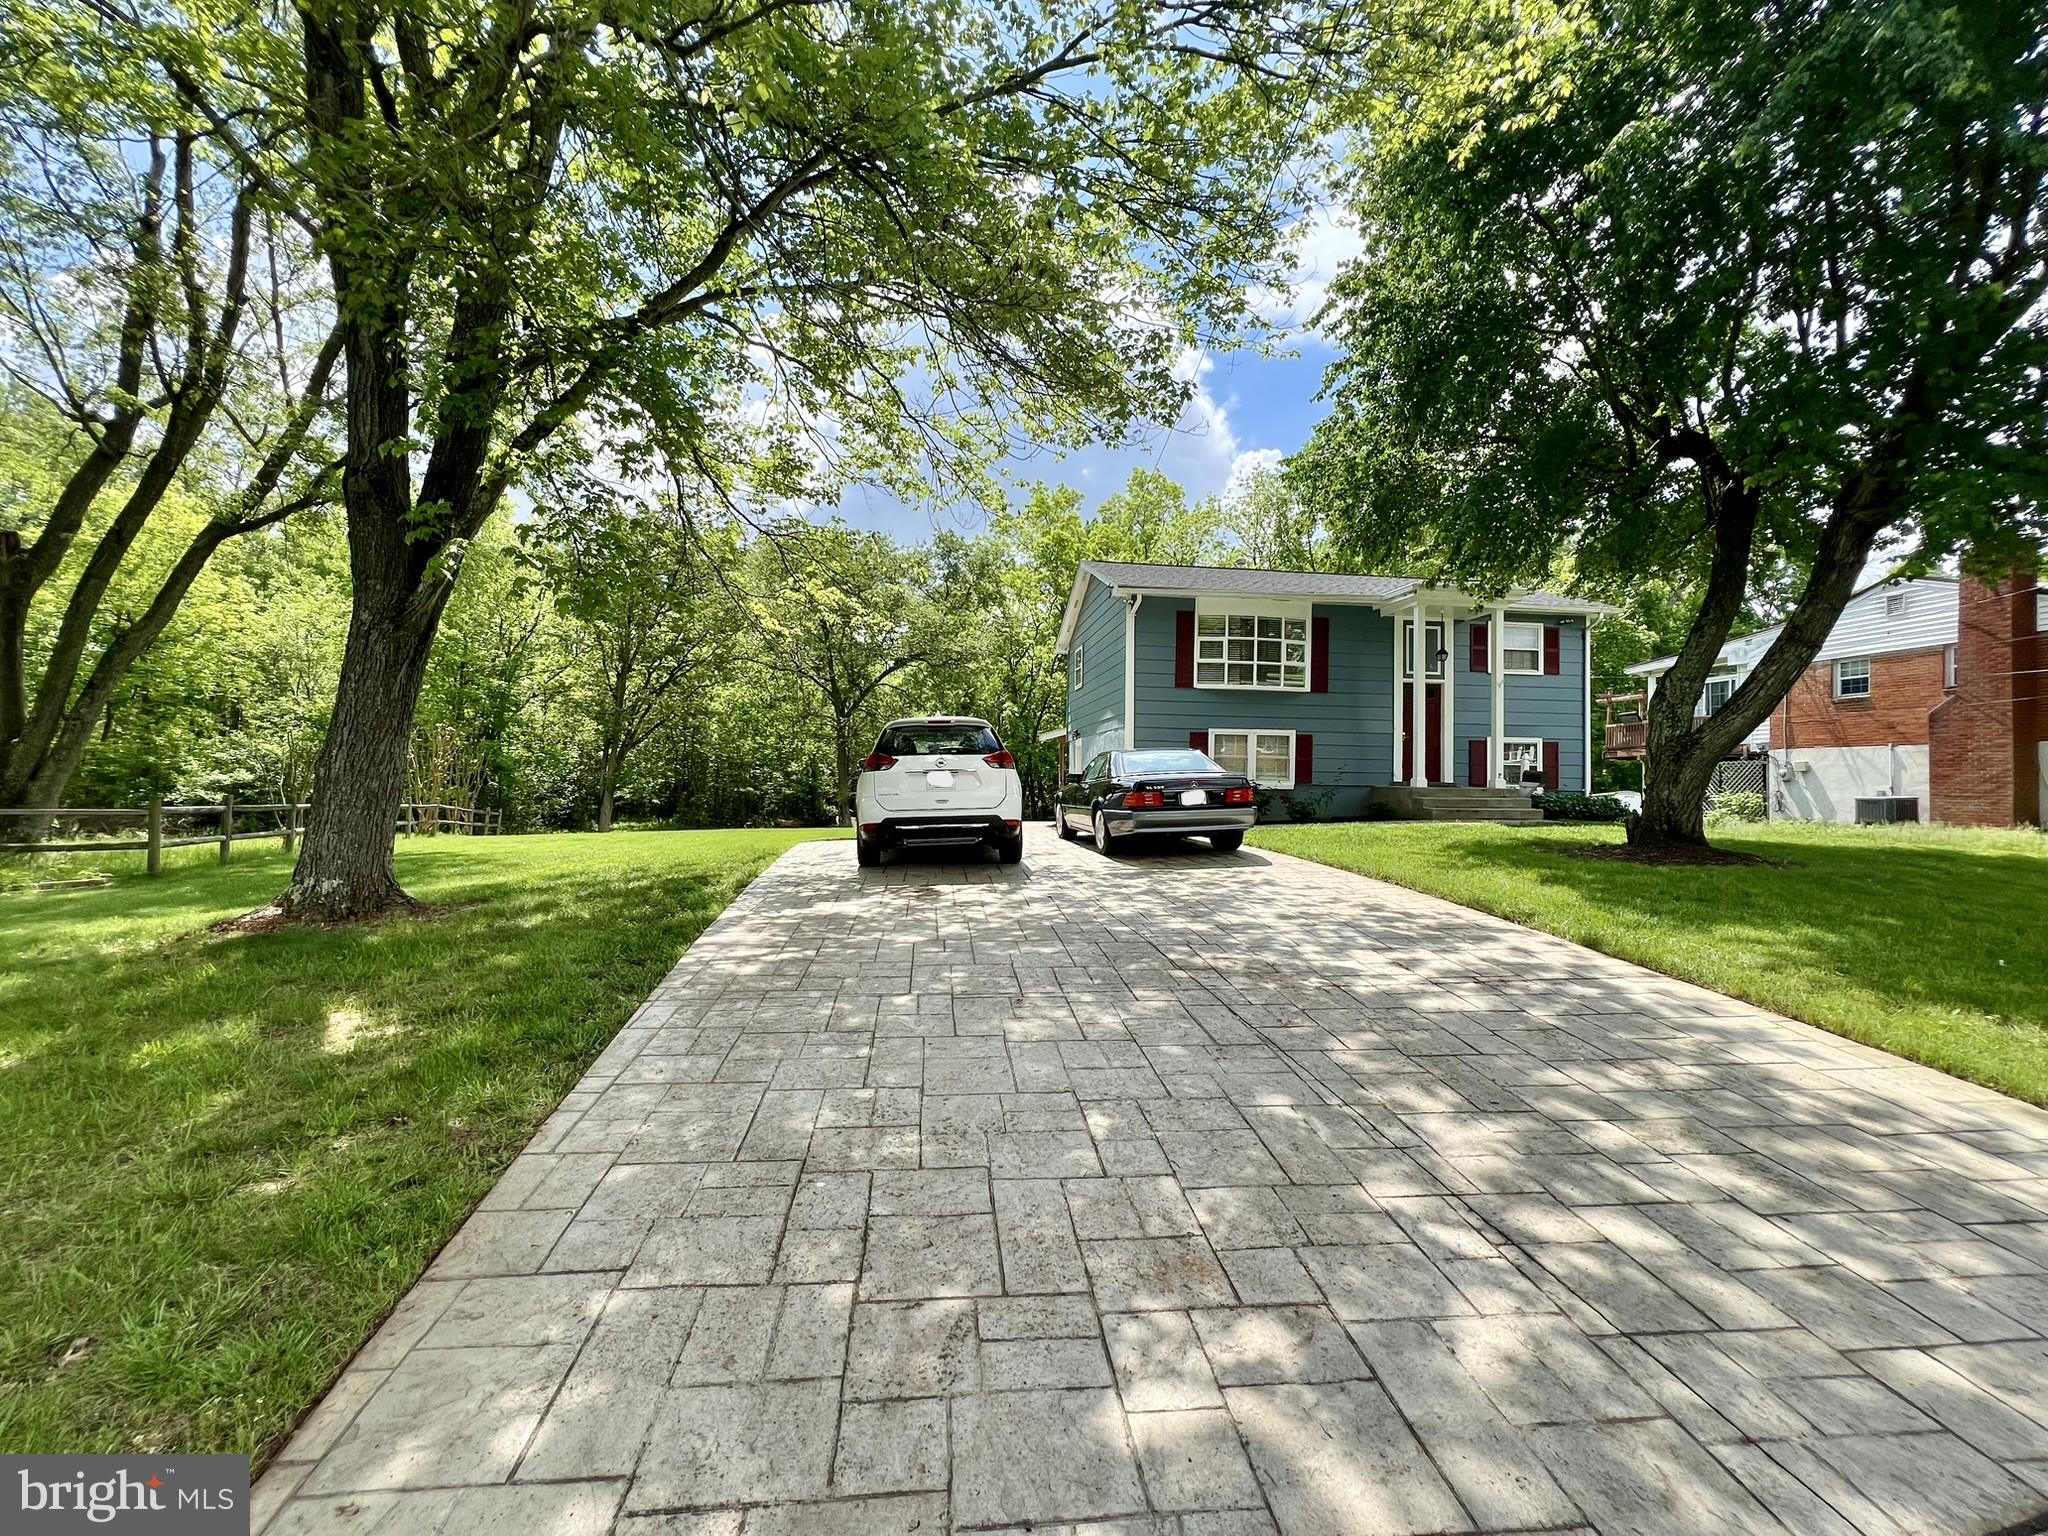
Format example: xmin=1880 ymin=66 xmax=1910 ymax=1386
xmin=1372 ymin=784 xmax=1548 ymax=823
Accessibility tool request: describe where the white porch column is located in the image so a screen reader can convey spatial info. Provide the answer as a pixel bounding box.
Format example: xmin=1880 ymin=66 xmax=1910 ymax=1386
xmin=1390 ymin=613 xmax=1404 ymax=787
xmin=1123 ymin=594 xmax=1141 ymax=750
xmin=1408 ymin=597 xmax=1428 ymax=787
xmin=1489 ymin=604 xmax=1506 ymax=787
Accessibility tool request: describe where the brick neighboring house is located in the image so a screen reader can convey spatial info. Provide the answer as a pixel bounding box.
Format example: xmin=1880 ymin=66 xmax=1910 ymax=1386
xmin=1626 ymin=571 xmax=2048 ymax=827
xmin=1930 ymin=571 xmax=2048 ymax=827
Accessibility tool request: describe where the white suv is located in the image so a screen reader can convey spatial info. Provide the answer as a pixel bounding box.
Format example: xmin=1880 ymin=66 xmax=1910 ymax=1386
xmin=854 ymin=717 xmax=1024 ymax=867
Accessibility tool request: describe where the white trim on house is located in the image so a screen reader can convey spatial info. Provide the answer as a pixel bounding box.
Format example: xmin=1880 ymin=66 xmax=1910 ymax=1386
xmin=1209 ymin=727 xmax=1297 ymax=789
xmin=1489 ymin=603 xmax=1506 ymax=787
xmin=1399 ymin=618 xmax=1448 ymax=679
xmin=1502 ymin=737 xmax=1544 ymax=787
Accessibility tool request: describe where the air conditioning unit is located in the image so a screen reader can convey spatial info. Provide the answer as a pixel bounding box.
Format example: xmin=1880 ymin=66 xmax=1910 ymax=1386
xmin=1855 ymin=796 xmax=1920 ymax=824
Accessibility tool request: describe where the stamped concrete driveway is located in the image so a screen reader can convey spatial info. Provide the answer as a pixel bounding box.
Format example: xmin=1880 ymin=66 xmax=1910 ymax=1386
xmin=258 ymin=828 xmax=2048 ymax=1536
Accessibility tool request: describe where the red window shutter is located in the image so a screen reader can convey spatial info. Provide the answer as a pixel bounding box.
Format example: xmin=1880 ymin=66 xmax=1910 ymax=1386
xmin=1188 ymin=730 xmax=1208 ymax=753
xmin=1310 ymin=615 xmax=1332 ymax=693
xmin=1295 ymin=734 xmax=1313 ymax=785
xmin=1468 ymin=621 xmax=1489 ymax=673
xmin=1544 ymin=625 xmax=1562 ymax=675
xmin=1543 ymin=739 xmax=1561 ymax=789
xmin=1175 ymin=609 xmax=1195 ymax=688
xmin=1468 ymin=739 xmax=1486 ymax=787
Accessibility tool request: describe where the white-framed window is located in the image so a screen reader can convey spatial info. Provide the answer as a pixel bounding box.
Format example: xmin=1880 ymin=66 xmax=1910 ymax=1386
xmin=1401 ymin=620 xmax=1447 ymax=679
xmin=1834 ymin=657 xmax=1872 ymax=699
xmin=2036 ymin=590 xmax=2047 ymax=633
xmin=1209 ymin=728 xmax=1295 ymax=788
xmin=1072 ymin=642 xmax=1083 ymax=689
xmin=1502 ymin=738 xmax=1544 ymax=785
xmin=1702 ymin=675 xmax=1734 ymax=715
xmin=1194 ymin=601 xmax=1310 ymax=690
xmin=1501 ymin=621 xmax=1544 ymax=674
xmin=1945 ymin=644 xmax=1957 ymax=689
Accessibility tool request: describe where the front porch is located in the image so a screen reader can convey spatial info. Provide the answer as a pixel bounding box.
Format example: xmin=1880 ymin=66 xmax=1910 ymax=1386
xmin=1373 ymin=784 xmax=1544 ymax=823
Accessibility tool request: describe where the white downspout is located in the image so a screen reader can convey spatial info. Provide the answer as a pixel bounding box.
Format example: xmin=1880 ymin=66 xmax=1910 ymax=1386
xmin=1124 ymin=594 xmax=1142 ymax=752
xmin=1489 ymin=604 xmax=1506 ymax=788
xmin=1409 ymin=597 xmax=1429 ymax=787
xmin=1583 ymin=617 xmax=1597 ymax=792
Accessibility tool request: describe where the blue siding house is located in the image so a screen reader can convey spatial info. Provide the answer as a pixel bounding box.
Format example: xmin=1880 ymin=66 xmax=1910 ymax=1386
xmin=1055 ymin=562 xmax=1614 ymax=816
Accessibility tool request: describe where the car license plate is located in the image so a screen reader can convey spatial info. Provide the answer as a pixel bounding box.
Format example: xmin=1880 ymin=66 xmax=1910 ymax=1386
xmin=925 ymin=769 xmax=954 ymax=788
xmin=1179 ymin=789 xmax=1208 ymax=807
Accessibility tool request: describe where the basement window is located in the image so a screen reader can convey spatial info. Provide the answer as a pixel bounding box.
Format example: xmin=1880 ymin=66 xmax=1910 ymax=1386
xmin=1834 ymin=657 xmax=1872 ymax=699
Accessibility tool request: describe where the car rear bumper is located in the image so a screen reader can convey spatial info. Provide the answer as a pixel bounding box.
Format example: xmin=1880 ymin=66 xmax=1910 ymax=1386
xmin=864 ymin=815 xmax=1018 ymax=848
xmin=1104 ymin=806 xmax=1257 ymax=837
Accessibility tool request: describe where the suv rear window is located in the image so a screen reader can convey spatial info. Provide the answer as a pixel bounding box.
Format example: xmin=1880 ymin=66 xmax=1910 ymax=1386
xmin=875 ymin=723 xmax=1001 ymax=756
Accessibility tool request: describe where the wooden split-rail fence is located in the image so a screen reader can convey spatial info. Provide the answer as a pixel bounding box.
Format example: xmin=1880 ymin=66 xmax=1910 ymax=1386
xmin=0 ymin=799 xmax=502 ymax=875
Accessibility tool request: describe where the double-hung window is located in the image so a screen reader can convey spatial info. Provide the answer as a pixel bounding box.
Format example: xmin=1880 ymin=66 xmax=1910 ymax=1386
xmin=1209 ymin=729 xmax=1295 ymax=788
xmin=1501 ymin=622 xmax=1543 ymax=674
xmin=1401 ymin=620 xmax=1446 ymax=679
xmin=1834 ymin=657 xmax=1872 ymax=699
xmin=1072 ymin=643 xmax=1083 ymax=689
xmin=1702 ymin=675 xmax=1734 ymax=716
xmin=1195 ymin=605 xmax=1309 ymax=689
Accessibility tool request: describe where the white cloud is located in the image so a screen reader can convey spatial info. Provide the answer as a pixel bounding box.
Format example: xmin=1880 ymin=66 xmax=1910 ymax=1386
xmin=1246 ymin=201 xmax=1364 ymax=349
xmin=1222 ymin=447 xmax=1286 ymax=503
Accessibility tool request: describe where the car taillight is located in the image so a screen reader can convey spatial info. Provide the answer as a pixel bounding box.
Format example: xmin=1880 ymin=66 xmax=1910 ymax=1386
xmin=1002 ymin=819 xmax=1021 ymax=831
xmin=983 ymin=750 xmax=1015 ymax=769
xmin=1225 ymin=786 xmax=1255 ymax=805
xmin=860 ymin=822 xmax=883 ymax=834
xmin=1126 ymin=790 xmax=1165 ymax=809
xmin=862 ymin=752 xmax=895 ymax=771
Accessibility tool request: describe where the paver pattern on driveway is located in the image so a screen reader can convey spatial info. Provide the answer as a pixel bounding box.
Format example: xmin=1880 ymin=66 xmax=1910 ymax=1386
xmin=258 ymin=829 xmax=2048 ymax=1535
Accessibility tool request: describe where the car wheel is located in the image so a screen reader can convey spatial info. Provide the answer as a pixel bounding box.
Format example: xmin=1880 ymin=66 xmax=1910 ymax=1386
xmin=998 ymin=831 xmax=1024 ymax=865
xmin=1054 ymin=809 xmax=1076 ymax=840
xmin=855 ymin=836 xmax=881 ymax=868
xmin=1208 ymin=830 xmax=1244 ymax=853
xmin=1092 ymin=809 xmax=1116 ymax=855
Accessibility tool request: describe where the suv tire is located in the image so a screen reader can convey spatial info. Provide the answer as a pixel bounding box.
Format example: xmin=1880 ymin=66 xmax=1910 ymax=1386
xmin=997 ymin=830 xmax=1024 ymax=865
xmin=855 ymin=836 xmax=882 ymax=868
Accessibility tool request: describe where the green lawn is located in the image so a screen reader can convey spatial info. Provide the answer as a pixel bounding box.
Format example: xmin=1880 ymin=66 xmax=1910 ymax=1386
xmin=1251 ymin=819 xmax=2048 ymax=1104
xmin=0 ymin=828 xmax=838 ymax=1459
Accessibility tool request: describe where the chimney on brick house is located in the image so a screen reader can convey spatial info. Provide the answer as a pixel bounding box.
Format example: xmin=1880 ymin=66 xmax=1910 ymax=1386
xmin=1928 ymin=566 xmax=2045 ymax=827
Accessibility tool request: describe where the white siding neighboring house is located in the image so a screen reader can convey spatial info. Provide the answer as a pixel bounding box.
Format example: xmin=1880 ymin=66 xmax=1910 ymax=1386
xmin=1625 ymin=576 xmax=1960 ymax=823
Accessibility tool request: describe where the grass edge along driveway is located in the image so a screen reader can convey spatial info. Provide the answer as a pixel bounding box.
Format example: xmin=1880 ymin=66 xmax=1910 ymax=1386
xmin=1251 ymin=819 xmax=2048 ymax=1108
xmin=0 ymin=828 xmax=840 ymax=1462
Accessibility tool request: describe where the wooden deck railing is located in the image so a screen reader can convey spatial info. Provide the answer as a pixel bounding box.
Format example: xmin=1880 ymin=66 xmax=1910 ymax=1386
xmin=0 ymin=799 xmax=502 ymax=874
xmin=1603 ymin=719 xmax=1648 ymax=759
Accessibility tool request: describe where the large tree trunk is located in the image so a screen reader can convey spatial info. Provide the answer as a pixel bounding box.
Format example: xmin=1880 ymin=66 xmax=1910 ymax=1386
xmin=597 ymin=763 xmax=618 ymax=833
xmin=280 ymin=581 xmax=444 ymax=918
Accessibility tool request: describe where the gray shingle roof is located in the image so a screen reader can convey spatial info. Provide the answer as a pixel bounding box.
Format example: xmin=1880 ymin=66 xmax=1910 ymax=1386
xmin=1078 ymin=561 xmax=1419 ymax=600
xmin=1077 ymin=561 xmax=1603 ymax=612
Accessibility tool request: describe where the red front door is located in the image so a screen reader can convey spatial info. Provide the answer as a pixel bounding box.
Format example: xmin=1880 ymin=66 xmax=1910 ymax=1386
xmin=1401 ymin=684 xmax=1444 ymax=783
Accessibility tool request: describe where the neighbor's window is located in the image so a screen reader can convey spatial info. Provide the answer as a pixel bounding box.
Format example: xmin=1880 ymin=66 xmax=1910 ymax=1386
xmin=1073 ymin=642 xmax=1083 ymax=689
xmin=1702 ymin=676 xmax=1734 ymax=716
xmin=1834 ymin=658 xmax=1872 ymax=699
xmin=1401 ymin=620 xmax=1447 ymax=679
xmin=1945 ymin=644 xmax=1957 ymax=689
xmin=1501 ymin=622 xmax=1543 ymax=674
xmin=2037 ymin=590 xmax=2047 ymax=633
xmin=1195 ymin=610 xmax=1309 ymax=689
xmin=1502 ymin=738 xmax=1543 ymax=783
xmin=1209 ymin=729 xmax=1295 ymax=788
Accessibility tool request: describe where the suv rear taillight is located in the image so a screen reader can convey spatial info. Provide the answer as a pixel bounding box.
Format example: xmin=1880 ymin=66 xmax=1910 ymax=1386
xmin=862 ymin=752 xmax=895 ymax=771
xmin=1225 ymin=786 xmax=1255 ymax=805
xmin=983 ymin=750 xmax=1015 ymax=769
xmin=1125 ymin=790 xmax=1165 ymax=809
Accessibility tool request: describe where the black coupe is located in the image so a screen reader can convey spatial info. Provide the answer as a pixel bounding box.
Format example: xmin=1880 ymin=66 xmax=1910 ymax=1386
xmin=1055 ymin=748 xmax=1257 ymax=854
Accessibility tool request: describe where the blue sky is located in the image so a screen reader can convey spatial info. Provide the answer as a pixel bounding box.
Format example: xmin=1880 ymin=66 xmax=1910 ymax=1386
xmin=834 ymin=205 xmax=1361 ymax=541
